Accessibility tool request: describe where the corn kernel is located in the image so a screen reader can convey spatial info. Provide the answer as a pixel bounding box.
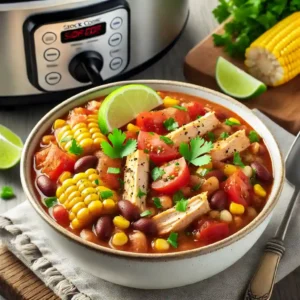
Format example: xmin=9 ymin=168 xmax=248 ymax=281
xmin=42 ymin=135 xmax=55 ymax=145
xmin=127 ymin=123 xmax=140 ymax=132
xmin=77 ymin=208 xmax=90 ymax=222
xmin=62 ymin=178 xmax=76 ymax=189
xmin=113 ymin=216 xmax=130 ymax=229
xmin=220 ymin=210 xmax=233 ymax=222
xmin=66 ymin=197 xmax=84 ymax=210
xmin=64 ymin=185 xmax=78 ymax=198
xmin=97 ymin=186 xmax=111 ymax=192
xmin=53 ymin=119 xmax=66 ymax=129
xmin=163 ymin=96 xmax=180 ymax=107
xmin=85 ymin=168 xmax=97 ymax=175
xmin=56 ymin=186 xmax=65 ymax=198
xmin=72 ymin=122 xmax=86 ymax=132
xmin=72 ymin=202 xmax=86 ymax=214
xmin=154 ymin=239 xmax=170 ymax=251
xmin=77 ymin=132 xmax=92 ymax=142
xmin=79 ymin=138 xmax=94 ymax=149
xmin=69 ymin=212 xmax=76 ymax=221
xmin=224 ymin=164 xmax=238 ymax=177
xmin=88 ymin=201 xmax=103 ymax=216
xmin=59 ymin=171 xmax=72 ymax=184
xmin=78 ymin=180 xmax=93 ymax=192
xmin=112 ymin=232 xmax=128 ymax=246
xmin=209 ymin=210 xmax=220 ymax=219
xmin=94 ymin=137 xmax=107 ymax=145
xmin=254 ymin=184 xmax=267 ymax=197
xmin=89 ymin=127 xmax=100 ymax=134
xmin=229 ymin=202 xmax=245 ymax=215
xmin=58 ymin=193 xmax=68 ymax=204
xmin=71 ymin=218 xmax=83 ymax=229
xmin=228 ymin=117 xmax=241 ymax=125
xmin=103 ymin=199 xmax=116 ymax=213
xmin=84 ymin=193 xmax=99 ymax=205
xmin=81 ymin=187 xmax=97 ymax=198
xmin=73 ymin=128 xmax=89 ymax=139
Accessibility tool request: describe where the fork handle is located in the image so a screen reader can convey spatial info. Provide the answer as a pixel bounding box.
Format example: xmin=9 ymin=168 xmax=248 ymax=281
xmin=244 ymin=238 xmax=285 ymax=300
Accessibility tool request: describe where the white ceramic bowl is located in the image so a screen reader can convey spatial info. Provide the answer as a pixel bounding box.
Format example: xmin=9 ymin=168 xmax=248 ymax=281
xmin=21 ymin=80 xmax=284 ymax=289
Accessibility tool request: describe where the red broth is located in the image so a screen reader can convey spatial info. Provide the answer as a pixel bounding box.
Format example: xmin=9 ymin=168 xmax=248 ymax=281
xmin=32 ymin=90 xmax=273 ymax=253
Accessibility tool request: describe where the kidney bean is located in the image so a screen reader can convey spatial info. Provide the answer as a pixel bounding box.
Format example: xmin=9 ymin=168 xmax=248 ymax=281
xmin=129 ymin=231 xmax=148 ymax=253
xmin=95 ymin=216 xmax=113 ymax=240
xmin=118 ymin=200 xmax=140 ymax=221
xmin=74 ymin=155 xmax=98 ymax=173
xmin=215 ymin=110 xmax=228 ymax=121
xmin=133 ymin=219 xmax=157 ymax=236
xmin=210 ymin=190 xmax=228 ymax=210
xmin=251 ymin=161 xmax=272 ymax=181
xmin=205 ymin=170 xmax=225 ymax=182
xmin=36 ymin=175 xmax=57 ymax=196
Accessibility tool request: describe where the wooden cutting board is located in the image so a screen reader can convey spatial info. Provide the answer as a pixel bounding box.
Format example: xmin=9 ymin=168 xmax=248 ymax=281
xmin=184 ymin=24 xmax=300 ymax=135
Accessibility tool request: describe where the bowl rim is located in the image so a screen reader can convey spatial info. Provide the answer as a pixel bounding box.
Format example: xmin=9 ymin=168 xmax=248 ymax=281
xmin=21 ymin=79 xmax=285 ymax=261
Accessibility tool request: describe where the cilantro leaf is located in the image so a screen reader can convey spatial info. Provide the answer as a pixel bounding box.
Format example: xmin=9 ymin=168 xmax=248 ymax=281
xmin=179 ymin=137 xmax=213 ymax=167
xmin=192 ymin=182 xmax=202 ymax=191
xmin=173 ymin=190 xmax=185 ymax=203
xmin=173 ymin=105 xmax=187 ymax=111
xmin=163 ymin=118 xmax=179 ymax=131
xmin=153 ymin=197 xmax=162 ymax=208
xmin=160 ymin=136 xmax=174 ymax=145
xmin=212 ymin=0 xmax=231 ymax=23
xmin=220 ymin=132 xmax=229 ymax=139
xmin=207 ymin=132 xmax=216 ymax=142
xmin=250 ymin=168 xmax=257 ymax=186
xmin=95 ymin=179 xmax=99 ymax=185
xmin=100 ymin=190 xmax=113 ymax=200
xmin=44 ymin=197 xmax=57 ymax=208
xmin=137 ymin=188 xmax=146 ymax=199
xmin=151 ymin=167 xmax=165 ymax=181
xmin=101 ymin=129 xmax=137 ymax=159
xmin=140 ymin=210 xmax=152 ymax=217
xmin=107 ymin=167 xmax=121 ymax=174
xmin=0 ymin=186 xmax=14 ymax=200
xmin=175 ymin=199 xmax=188 ymax=212
xmin=233 ymin=152 xmax=245 ymax=168
xmin=68 ymin=139 xmax=83 ymax=156
xmin=249 ymin=130 xmax=260 ymax=143
xmin=225 ymin=119 xmax=240 ymax=126
xmin=118 ymin=178 xmax=124 ymax=187
xmin=167 ymin=232 xmax=178 ymax=248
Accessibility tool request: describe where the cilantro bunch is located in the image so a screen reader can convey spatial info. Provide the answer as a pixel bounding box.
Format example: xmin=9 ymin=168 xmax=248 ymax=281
xmin=213 ymin=0 xmax=300 ymax=58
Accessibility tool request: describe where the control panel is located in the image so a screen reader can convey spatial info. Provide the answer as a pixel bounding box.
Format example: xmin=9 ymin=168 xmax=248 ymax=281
xmin=24 ymin=1 xmax=129 ymax=92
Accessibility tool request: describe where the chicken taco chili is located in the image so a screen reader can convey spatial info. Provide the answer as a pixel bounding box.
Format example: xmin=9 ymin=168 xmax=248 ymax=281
xmin=33 ymin=85 xmax=273 ymax=253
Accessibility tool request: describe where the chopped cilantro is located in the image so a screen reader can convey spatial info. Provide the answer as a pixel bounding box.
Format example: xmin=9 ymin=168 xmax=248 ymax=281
xmin=225 ymin=119 xmax=240 ymax=126
xmin=118 ymin=178 xmax=124 ymax=187
xmin=160 ymin=136 xmax=174 ymax=145
xmin=163 ymin=118 xmax=179 ymax=131
xmin=249 ymin=131 xmax=260 ymax=143
xmin=233 ymin=152 xmax=245 ymax=168
xmin=175 ymin=162 xmax=180 ymax=166
xmin=173 ymin=190 xmax=185 ymax=203
xmin=220 ymin=132 xmax=229 ymax=139
xmin=173 ymin=105 xmax=187 ymax=111
xmin=192 ymin=182 xmax=202 ymax=191
xmin=207 ymin=132 xmax=216 ymax=142
xmin=151 ymin=167 xmax=165 ymax=181
xmin=95 ymin=179 xmax=99 ymax=185
xmin=107 ymin=167 xmax=121 ymax=174
xmin=197 ymin=115 xmax=202 ymax=119
xmin=44 ymin=197 xmax=57 ymax=208
xmin=137 ymin=188 xmax=146 ymax=199
xmin=60 ymin=136 xmax=72 ymax=143
xmin=153 ymin=197 xmax=162 ymax=208
xmin=250 ymin=168 xmax=257 ymax=186
xmin=0 ymin=186 xmax=14 ymax=200
xmin=101 ymin=128 xmax=137 ymax=159
xmin=144 ymin=149 xmax=149 ymax=154
xmin=68 ymin=139 xmax=83 ymax=156
xmin=100 ymin=190 xmax=113 ymax=200
xmin=179 ymin=137 xmax=213 ymax=167
xmin=167 ymin=232 xmax=178 ymax=248
xmin=140 ymin=210 xmax=152 ymax=217
xmin=175 ymin=199 xmax=188 ymax=212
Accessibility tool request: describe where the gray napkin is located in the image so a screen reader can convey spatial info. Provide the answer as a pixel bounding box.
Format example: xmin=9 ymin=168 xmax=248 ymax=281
xmin=0 ymin=110 xmax=296 ymax=300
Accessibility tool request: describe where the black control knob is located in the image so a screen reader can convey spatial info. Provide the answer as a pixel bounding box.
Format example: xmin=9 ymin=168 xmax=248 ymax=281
xmin=69 ymin=51 xmax=104 ymax=85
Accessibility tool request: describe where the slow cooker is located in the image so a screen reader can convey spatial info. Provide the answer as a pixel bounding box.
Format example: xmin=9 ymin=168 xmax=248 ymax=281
xmin=0 ymin=0 xmax=189 ymax=105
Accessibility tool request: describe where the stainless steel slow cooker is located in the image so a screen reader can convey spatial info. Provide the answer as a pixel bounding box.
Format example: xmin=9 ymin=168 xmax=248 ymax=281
xmin=0 ymin=0 xmax=189 ymax=105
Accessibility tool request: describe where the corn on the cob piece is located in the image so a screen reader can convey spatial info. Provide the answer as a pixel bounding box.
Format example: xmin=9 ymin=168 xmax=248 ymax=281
xmin=245 ymin=12 xmax=300 ymax=86
xmin=54 ymin=113 xmax=107 ymax=154
xmin=56 ymin=168 xmax=116 ymax=229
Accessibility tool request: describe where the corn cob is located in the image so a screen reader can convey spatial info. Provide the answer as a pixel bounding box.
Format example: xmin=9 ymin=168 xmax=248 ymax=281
xmin=56 ymin=168 xmax=117 ymax=229
xmin=54 ymin=113 xmax=107 ymax=154
xmin=245 ymin=12 xmax=300 ymax=86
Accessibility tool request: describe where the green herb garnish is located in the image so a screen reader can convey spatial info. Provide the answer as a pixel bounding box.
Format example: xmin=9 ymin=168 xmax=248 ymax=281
xmin=68 ymin=139 xmax=83 ymax=156
xmin=233 ymin=152 xmax=245 ymax=168
xmin=44 ymin=197 xmax=57 ymax=208
xmin=0 ymin=186 xmax=14 ymax=200
xmin=100 ymin=190 xmax=113 ymax=200
xmin=95 ymin=179 xmax=99 ymax=185
xmin=179 ymin=137 xmax=213 ymax=167
xmin=101 ymin=128 xmax=137 ymax=159
xmin=249 ymin=130 xmax=260 ymax=143
xmin=207 ymin=132 xmax=216 ymax=142
xmin=225 ymin=119 xmax=240 ymax=126
xmin=163 ymin=118 xmax=179 ymax=131
xmin=137 ymin=188 xmax=146 ymax=199
xmin=167 ymin=232 xmax=178 ymax=248
xmin=192 ymin=183 xmax=202 ymax=191
xmin=118 ymin=178 xmax=125 ymax=187
xmin=250 ymin=168 xmax=257 ymax=186
xmin=175 ymin=199 xmax=188 ymax=212
xmin=151 ymin=167 xmax=165 ymax=181
xmin=220 ymin=132 xmax=229 ymax=139
xmin=160 ymin=136 xmax=174 ymax=145
xmin=148 ymin=132 xmax=155 ymax=136
xmin=153 ymin=197 xmax=162 ymax=208
xmin=173 ymin=105 xmax=187 ymax=111
xmin=140 ymin=210 xmax=152 ymax=217
xmin=173 ymin=190 xmax=185 ymax=203
xmin=107 ymin=167 xmax=121 ymax=174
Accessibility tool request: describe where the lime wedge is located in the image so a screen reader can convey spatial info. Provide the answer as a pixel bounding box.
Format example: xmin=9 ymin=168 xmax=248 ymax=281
xmin=0 ymin=125 xmax=23 ymax=169
xmin=216 ymin=57 xmax=267 ymax=100
xmin=98 ymin=84 xmax=163 ymax=134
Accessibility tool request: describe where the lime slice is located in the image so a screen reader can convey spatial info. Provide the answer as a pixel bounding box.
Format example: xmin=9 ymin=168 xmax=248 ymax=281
xmin=0 ymin=125 xmax=23 ymax=169
xmin=216 ymin=57 xmax=267 ymax=100
xmin=98 ymin=84 xmax=163 ymax=133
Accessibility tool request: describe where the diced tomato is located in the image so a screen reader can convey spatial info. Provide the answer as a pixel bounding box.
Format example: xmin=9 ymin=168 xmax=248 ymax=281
xmin=196 ymin=220 xmax=229 ymax=243
xmin=95 ymin=151 xmax=122 ymax=190
xmin=138 ymin=131 xmax=179 ymax=164
xmin=52 ymin=205 xmax=70 ymax=227
xmin=35 ymin=144 xmax=76 ymax=181
xmin=224 ymin=170 xmax=253 ymax=207
xmin=151 ymin=157 xmax=190 ymax=194
xmin=125 ymin=130 xmax=138 ymax=141
xmin=182 ymin=101 xmax=206 ymax=120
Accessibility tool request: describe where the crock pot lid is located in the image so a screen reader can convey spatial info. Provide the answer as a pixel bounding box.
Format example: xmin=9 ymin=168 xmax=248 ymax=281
xmin=0 ymin=0 xmax=99 ymax=11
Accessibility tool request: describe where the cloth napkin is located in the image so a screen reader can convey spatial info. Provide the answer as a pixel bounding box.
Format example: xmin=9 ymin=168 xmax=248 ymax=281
xmin=0 ymin=110 xmax=297 ymax=300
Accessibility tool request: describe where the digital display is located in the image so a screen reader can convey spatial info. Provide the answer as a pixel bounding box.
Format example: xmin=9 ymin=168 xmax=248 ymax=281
xmin=61 ymin=23 xmax=106 ymax=43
